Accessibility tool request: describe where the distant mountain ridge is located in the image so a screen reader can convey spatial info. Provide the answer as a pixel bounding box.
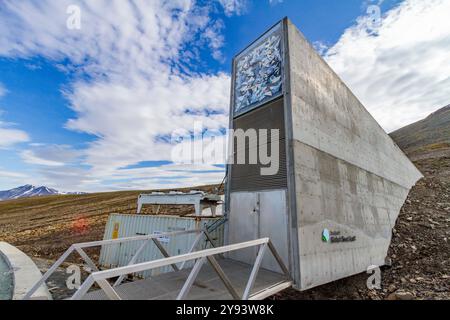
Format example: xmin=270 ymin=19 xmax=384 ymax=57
xmin=0 ymin=185 xmax=85 ymax=201
xmin=390 ymin=104 xmax=450 ymax=158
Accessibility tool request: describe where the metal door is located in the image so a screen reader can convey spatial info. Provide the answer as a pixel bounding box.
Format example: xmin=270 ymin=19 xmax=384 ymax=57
xmin=228 ymin=192 xmax=259 ymax=264
xmin=259 ymin=190 xmax=289 ymax=273
xmin=228 ymin=190 xmax=289 ymax=274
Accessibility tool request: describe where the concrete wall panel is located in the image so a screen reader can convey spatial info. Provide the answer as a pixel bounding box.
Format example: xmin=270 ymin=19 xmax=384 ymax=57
xmin=286 ymin=20 xmax=421 ymax=290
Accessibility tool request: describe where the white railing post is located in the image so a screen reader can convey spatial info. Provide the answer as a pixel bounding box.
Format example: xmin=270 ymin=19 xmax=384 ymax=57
xmin=70 ymin=275 xmax=95 ymax=300
xmin=177 ymin=257 xmax=206 ymax=300
xmin=113 ymin=239 xmax=151 ymax=287
xmin=180 ymin=231 xmax=204 ymax=270
xmin=242 ymin=243 xmax=267 ymax=300
xmin=74 ymin=246 xmax=99 ymax=272
xmin=96 ymin=279 xmax=122 ymax=300
xmin=23 ymin=245 xmax=76 ymax=300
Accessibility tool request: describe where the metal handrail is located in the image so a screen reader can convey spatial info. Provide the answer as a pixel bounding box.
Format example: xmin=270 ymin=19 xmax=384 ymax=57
xmin=71 ymin=238 xmax=291 ymax=300
xmin=23 ymin=228 xmax=210 ymax=300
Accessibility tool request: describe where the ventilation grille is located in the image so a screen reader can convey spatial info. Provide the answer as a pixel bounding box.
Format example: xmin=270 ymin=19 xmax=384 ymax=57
xmin=230 ymin=98 xmax=287 ymax=192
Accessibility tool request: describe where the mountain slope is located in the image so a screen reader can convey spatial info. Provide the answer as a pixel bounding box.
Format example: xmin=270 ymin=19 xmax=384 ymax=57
xmin=390 ymin=105 xmax=450 ymax=159
xmin=0 ymin=185 xmax=82 ymax=201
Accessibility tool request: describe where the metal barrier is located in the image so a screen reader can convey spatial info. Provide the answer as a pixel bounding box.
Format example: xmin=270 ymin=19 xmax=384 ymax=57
xmin=24 ymin=229 xmax=291 ymax=300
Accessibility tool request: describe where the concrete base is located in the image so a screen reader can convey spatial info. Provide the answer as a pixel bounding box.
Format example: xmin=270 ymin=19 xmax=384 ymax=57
xmin=0 ymin=242 xmax=52 ymax=300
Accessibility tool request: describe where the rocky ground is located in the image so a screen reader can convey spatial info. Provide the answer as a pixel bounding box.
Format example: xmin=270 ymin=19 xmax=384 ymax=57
xmin=273 ymin=155 xmax=450 ymax=300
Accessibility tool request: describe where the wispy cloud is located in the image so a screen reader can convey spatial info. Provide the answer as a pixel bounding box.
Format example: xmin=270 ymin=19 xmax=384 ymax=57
xmin=313 ymin=41 xmax=329 ymax=56
xmin=0 ymin=110 xmax=30 ymax=149
xmin=0 ymin=85 xmax=29 ymax=148
xmin=0 ymin=0 xmax=231 ymax=190
xmin=269 ymin=0 xmax=283 ymax=6
xmin=21 ymin=144 xmax=83 ymax=167
xmin=0 ymin=169 xmax=27 ymax=179
xmin=218 ymin=0 xmax=247 ymax=16
xmin=325 ymin=0 xmax=450 ymax=132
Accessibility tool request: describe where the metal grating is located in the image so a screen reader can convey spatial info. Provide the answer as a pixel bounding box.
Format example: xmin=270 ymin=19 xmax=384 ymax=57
xmin=230 ymin=98 xmax=287 ymax=192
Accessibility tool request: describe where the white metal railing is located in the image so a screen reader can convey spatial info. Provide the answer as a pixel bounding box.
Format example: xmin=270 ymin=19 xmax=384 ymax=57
xmin=24 ymin=229 xmax=292 ymax=300
xmin=23 ymin=229 xmax=214 ymax=300
xmin=72 ymin=237 xmax=291 ymax=300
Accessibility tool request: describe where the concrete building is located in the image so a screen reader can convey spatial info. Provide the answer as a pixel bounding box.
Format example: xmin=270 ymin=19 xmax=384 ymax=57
xmin=225 ymin=18 xmax=422 ymax=291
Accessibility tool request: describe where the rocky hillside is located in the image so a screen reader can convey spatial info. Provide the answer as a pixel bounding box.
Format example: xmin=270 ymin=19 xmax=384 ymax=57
xmin=390 ymin=105 xmax=450 ymax=160
xmin=275 ymin=156 xmax=450 ymax=300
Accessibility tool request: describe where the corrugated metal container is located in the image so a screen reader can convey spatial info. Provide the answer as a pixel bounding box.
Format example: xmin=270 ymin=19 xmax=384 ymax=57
xmin=99 ymin=214 xmax=225 ymax=278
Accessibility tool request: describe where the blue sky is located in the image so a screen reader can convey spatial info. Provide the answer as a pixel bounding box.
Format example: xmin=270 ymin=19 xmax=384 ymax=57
xmin=0 ymin=0 xmax=449 ymax=192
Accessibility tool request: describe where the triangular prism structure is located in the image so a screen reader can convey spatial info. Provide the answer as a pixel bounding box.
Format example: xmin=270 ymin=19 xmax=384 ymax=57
xmin=226 ymin=18 xmax=422 ymax=290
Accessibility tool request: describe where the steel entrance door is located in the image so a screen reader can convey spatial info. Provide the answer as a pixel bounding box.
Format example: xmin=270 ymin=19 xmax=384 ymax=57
xmin=229 ymin=192 xmax=259 ymax=265
xmin=259 ymin=190 xmax=289 ymax=273
xmin=229 ymin=190 xmax=289 ymax=273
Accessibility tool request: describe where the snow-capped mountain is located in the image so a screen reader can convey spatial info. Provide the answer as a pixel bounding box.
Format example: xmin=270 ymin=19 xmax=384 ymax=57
xmin=0 ymin=185 xmax=84 ymax=201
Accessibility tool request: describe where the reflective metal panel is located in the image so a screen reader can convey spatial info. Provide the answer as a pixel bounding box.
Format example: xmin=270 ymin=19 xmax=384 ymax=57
xmin=233 ymin=22 xmax=284 ymax=117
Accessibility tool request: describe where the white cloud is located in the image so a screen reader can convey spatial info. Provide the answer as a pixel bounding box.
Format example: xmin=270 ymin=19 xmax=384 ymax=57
xmin=21 ymin=145 xmax=82 ymax=167
xmin=0 ymin=169 xmax=30 ymax=191
xmin=0 ymin=0 xmax=230 ymax=190
xmin=0 ymin=169 xmax=27 ymax=179
xmin=313 ymin=41 xmax=329 ymax=56
xmin=0 ymin=85 xmax=29 ymax=148
xmin=218 ymin=0 xmax=247 ymax=16
xmin=0 ymin=115 xmax=30 ymax=149
xmin=324 ymin=0 xmax=450 ymax=132
xmin=269 ymin=0 xmax=283 ymax=6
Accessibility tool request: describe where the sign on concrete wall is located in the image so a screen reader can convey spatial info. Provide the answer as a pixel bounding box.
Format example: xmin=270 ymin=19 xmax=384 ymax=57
xmin=233 ymin=22 xmax=284 ymax=117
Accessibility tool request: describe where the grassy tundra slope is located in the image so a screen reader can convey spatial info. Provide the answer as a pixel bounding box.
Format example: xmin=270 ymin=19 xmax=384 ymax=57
xmin=0 ymin=186 xmax=220 ymax=260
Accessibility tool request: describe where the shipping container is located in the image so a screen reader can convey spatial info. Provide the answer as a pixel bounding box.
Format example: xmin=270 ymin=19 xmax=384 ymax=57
xmin=99 ymin=214 xmax=225 ymax=278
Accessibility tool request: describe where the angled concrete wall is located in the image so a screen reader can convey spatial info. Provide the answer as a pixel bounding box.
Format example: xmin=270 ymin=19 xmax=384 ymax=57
xmin=285 ymin=19 xmax=423 ymax=290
